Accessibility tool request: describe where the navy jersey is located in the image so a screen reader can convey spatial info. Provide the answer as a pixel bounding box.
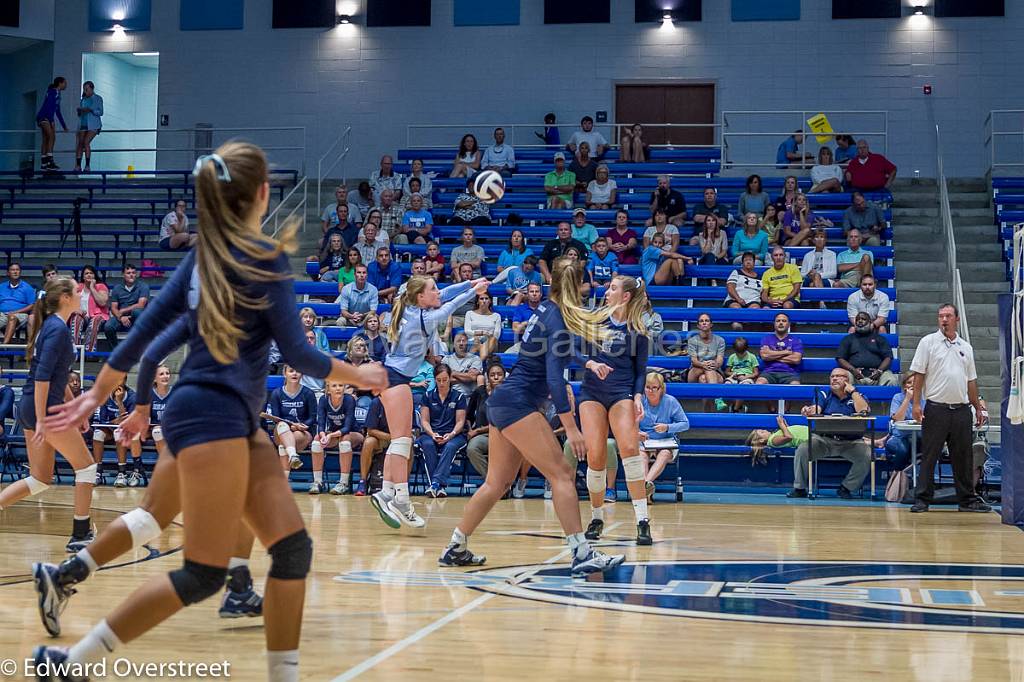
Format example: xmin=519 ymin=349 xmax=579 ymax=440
xmin=317 ymin=393 xmax=355 ymax=434
xmin=493 ymin=301 xmax=576 ymax=415
xmin=150 ymin=387 xmax=173 ymax=424
xmin=267 ymin=386 xmax=318 ymax=429
xmin=135 ymin=315 xmax=188 ymax=414
xmin=356 ymin=333 xmax=388 ymax=363
xmin=364 ymin=396 xmax=389 ymax=434
xmin=419 ymin=388 xmax=467 ymax=434
xmin=581 ymin=318 xmax=649 ymax=397
xmin=106 ymin=248 xmax=332 ymax=419
xmin=22 ymin=314 xmax=75 ymax=406
xmin=99 ymin=387 xmax=137 ymax=423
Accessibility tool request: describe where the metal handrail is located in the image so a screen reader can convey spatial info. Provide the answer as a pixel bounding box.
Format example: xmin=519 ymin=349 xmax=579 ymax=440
xmin=405 ymin=121 xmax=722 ymax=149
xmin=317 ymin=126 xmax=352 ymax=206
xmin=936 ymin=124 xmax=970 ymax=344
xmin=985 ymin=109 xmax=1024 ymax=171
xmin=262 ymin=176 xmax=308 ymax=235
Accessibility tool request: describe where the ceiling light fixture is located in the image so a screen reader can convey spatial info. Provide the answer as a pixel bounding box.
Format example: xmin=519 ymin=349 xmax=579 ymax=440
xmin=337 ymin=14 xmax=351 ymax=25
xmin=913 ymin=6 xmax=925 ymax=15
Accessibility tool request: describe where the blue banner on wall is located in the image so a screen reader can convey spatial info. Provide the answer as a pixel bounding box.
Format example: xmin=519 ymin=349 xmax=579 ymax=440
xmin=88 ymin=0 xmax=151 ymax=32
xmin=181 ymin=0 xmax=244 ymax=30
xmin=454 ymin=0 xmax=519 ymax=26
xmin=731 ymin=0 xmax=800 ymax=21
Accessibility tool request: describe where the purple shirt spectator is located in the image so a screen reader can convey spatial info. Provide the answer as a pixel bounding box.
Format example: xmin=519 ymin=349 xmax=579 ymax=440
xmin=759 ymin=333 xmax=803 ymax=375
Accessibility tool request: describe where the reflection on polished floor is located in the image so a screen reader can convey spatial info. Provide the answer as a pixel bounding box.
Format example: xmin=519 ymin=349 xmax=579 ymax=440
xmin=0 ymin=487 xmax=1022 ymax=681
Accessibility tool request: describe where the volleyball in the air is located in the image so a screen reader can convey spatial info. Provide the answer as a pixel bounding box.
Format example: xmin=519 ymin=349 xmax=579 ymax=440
xmin=473 ymin=170 xmax=505 ymax=204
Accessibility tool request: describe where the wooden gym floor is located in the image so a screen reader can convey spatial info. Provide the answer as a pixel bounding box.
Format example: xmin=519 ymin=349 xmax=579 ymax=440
xmin=1 ymin=487 xmax=1022 ymax=681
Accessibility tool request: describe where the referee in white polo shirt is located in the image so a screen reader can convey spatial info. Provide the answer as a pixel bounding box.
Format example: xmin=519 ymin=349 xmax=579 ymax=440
xmin=907 ymin=303 xmax=990 ymax=513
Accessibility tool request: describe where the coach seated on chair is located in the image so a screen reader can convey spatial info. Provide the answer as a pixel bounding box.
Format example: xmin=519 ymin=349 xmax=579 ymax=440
xmin=836 ymin=312 xmax=898 ymax=386
xmin=787 ymin=368 xmax=872 ymax=500
xmin=417 ymin=364 xmax=468 ymax=499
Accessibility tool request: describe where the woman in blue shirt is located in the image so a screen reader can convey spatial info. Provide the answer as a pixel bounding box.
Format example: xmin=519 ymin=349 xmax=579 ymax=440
xmin=417 ymin=364 xmax=468 ymax=498
xmin=731 ymin=212 xmax=770 ymax=264
xmin=75 ymin=80 xmax=103 ymax=173
xmin=36 ymin=77 xmax=68 ymax=171
xmin=638 ymin=371 xmax=690 ymax=498
xmin=497 ymin=229 xmax=533 ymax=271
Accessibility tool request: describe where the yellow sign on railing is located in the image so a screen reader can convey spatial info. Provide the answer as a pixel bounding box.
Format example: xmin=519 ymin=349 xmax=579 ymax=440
xmin=806 ymin=114 xmax=835 ymax=144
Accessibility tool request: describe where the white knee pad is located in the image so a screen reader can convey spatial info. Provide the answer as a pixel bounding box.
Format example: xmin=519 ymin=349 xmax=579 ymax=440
xmin=152 ymin=426 xmax=163 ymax=443
xmin=122 ymin=508 xmax=162 ymax=549
xmin=113 ymin=427 xmax=140 ymax=442
xmin=275 ymin=421 xmax=291 ymax=436
xmin=75 ymin=463 xmax=97 ymax=485
xmin=339 ymin=440 xmax=353 ymax=454
xmin=25 ymin=476 xmax=50 ymax=496
xmin=623 ymin=456 xmax=645 ymax=482
xmin=92 ymin=429 xmax=108 ymax=442
xmin=310 ymin=440 xmax=324 ymax=455
xmin=586 ymin=467 xmax=606 ymax=495
xmin=386 ymin=436 xmax=412 ymax=460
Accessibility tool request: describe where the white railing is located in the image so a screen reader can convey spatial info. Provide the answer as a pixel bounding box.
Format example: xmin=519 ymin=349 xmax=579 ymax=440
xmin=0 ymin=343 xmax=84 ymax=378
xmin=405 ymin=122 xmax=721 ymax=150
xmin=262 ymin=176 xmax=308 ymax=236
xmin=936 ymin=124 xmax=970 ymax=344
xmin=317 ymin=126 xmax=353 ymax=205
xmin=984 ymin=110 xmax=1024 ymax=172
xmin=720 ymin=110 xmax=888 ymax=170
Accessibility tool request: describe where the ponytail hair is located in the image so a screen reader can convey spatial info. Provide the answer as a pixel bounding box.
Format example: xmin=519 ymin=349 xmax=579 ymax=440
xmin=609 ymin=275 xmax=652 ymax=336
xmin=548 ymin=257 xmax=611 ymax=346
xmin=387 ymin=275 xmax=431 ymax=344
xmin=26 ymin=277 xmax=76 ymax=363
xmin=193 ymin=141 xmax=298 ymax=364
xmin=51 ymin=77 xmax=66 ymax=89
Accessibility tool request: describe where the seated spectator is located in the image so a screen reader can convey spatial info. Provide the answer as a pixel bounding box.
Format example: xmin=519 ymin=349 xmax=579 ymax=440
xmin=760 ymin=246 xmax=801 ymax=309
xmin=335 ymin=264 xmax=378 ymax=327
xmin=348 ymin=181 xmax=374 ymax=219
xmin=562 ymin=245 xmax=593 ymax=297
xmin=465 ymin=292 xmax=502 ymax=360
xmin=512 ymin=282 xmax=544 ymax=333
xmin=638 ymin=372 xmax=690 ymax=495
xmin=536 ymin=112 xmax=559 ymax=146
xmin=738 ymin=174 xmax=771 ymax=218
xmin=725 ymin=253 xmax=764 ymax=309
xmin=773 ymin=175 xmax=800 ymax=215
xmin=318 ymin=233 xmax=347 ymax=281
xmin=450 ymin=176 xmax=492 ymax=226
xmin=370 ymin=154 xmax=403 ymax=201
xmin=312 ymin=380 xmax=364 ymax=495
xmin=838 ymin=312 xmax=898 ymax=386
xmin=687 ymin=313 xmax=725 ymax=388
xmin=503 ymin=256 xmax=543 ymax=305
xmin=298 ymin=307 xmax=330 ymax=352
xmin=723 ymin=336 xmax=759 ymax=412
xmin=782 ymin=193 xmax=832 ymax=247
xmin=647 ymin=175 xmax=687 ymax=227
xmin=776 ymin=130 xmax=813 ymax=169
xmin=410 ymin=360 xmax=436 ymax=430
xmin=68 ymin=264 xmax=108 ymax=352
xmin=403 ymin=158 xmax=433 ymax=198
xmin=586 ymin=164 xmax=617 ymax=209
xmin=497 ymin=229 xmax=533 ymax=272
xmin=356 ymin=312 xmax=388 ymax=362
xmin=424 ymin=241 xmax=446 ymax=282
xmin=619 ymin=123 xmax=650 ymax=162
xmin=842 ymin=191 xmax=886 ymax=245
xmin=844 ymin=139 xmax=897 ymax=192
xmin=731 ymin=213 xmax=769 ymax=265
xmin=445 ymin=332 xmax=483 ymax=396
xmin=480 ymin=127 xmax=517 ymax=176
xmin=336 ymin=248 xmax=362 ymax=288
xmin=834 ymin=134 xmax=857 ymax=164
xmin=571 ymin=208 xmax=599 ymax=247
xmin=885 ymin=375 xmax=919 ymax=469
xmin=398 ymin=193 xmax=434 ymax=245
xmin=367 ymin=247 xmax=401 ymax=303
xmin=451 ymin=227 xmax=486 ymax=280
xmin=0 ymin=381 xmax=13 ymax=442
xmin=835 ymin=228 xmax=874 ymax=288
xmin=355 ymin=223 xmax=389 ymax=266
xmin=444 ymin=264 xmax=478 ymax=330
xmin=399 ymin=177 xmax=433 ymax=213
xmin=539 ymin=222 xmax=588 ymax=283
xmin=569 ymin=141 xmax=598 ymax=192
xmin=159 ymin=199 xmax=195 ymax=251
xmin=465 ymin=361 xmax=507 ymax=478
xmin=643 ymin=207 xmax=681 ymax=251
xmin=322 ymin=184 xmax=361 ymax=231
xmin=545 ymin=152 xmax=576 ymax=209
xmin=692 ymin=215 xmax=729 ymax=264
xmin=641 ymin=232 xmax=691 ymax=286
xmin=789 ymin=368 xmax=872 ymax=499
xmin=760 ymin=204 xmax=783 ymax=246
xmin=605 ymin=209 xmax=639 ymax=265
xmin=354 ymin=395 xmax=390 ymax=496
xmin=373 ymin=189 xmax=403 ymax=240
xmin=363 ymin=207 xmax=382 ymax=233
xmin=301 ymin=327 xmax=326 ymax=392
xmin=567 ymin=115 xmax=609 ymax=159
xmin=800 ymin=229 xmax=838 ymax=287
xmin=103 ymin=264 xmax=148 ymax=350
xmin=809 ymin=146 xmax=843 ymax=193
xmin=266 ymin=365 xmax=318 ymax=474
xmin=756 ymin=313 xmax=802 ymax=385
xmin=643 ymin=309 xmax=664 ymax=344
xmin=451 ymin=133 xmax=482 ymax=178
xmin=846 ymin=273 xmax=891 ymax=333
xmin=746 ymin=414 xmax=807 ymax=466
xmin=692 ymin=187 xmax=728 ymax=233
xmin=315 ymin=203 xmax=359 ymax=263
xmin=587 ymin=236 xmax=619 ymax=286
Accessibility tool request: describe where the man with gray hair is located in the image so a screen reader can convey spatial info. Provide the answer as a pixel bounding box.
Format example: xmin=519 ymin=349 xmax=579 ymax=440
xmin=787 ymin=367 xmax=872 ymax=499
xmin=370 ymin=154 xmax=403 ymax=201
xmin=647 ymin=175 xmax=687 ymax=227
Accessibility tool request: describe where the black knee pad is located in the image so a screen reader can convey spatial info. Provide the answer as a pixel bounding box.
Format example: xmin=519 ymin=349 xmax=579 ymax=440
xmin=169 ymin=560 xmax=228 ymax=605
xmin=267 ymin=529 xmax=313 ymax=580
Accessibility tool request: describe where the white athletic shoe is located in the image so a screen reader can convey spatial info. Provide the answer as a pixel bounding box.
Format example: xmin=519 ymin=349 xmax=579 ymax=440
xmin=512 ymin=479 xmax=527 ymax=499
xmin=571 ymin=548 xmax=626 ymax=577
xmin=113 ymin=472 xmax=127 ymax=488
xmin=369 ymin=491 xmax=401 ymax=529
xmin=288 ymin=454 xmax=302 ymax=470
xmin=127 ymin=471 xmax=143 ymax=488
xmin=329 ymin=480 xmax=350 ymax=495
xmin=386 ymin=499 xmax=426 ymax=528
xmin=543 ymin=480 xmax=552 ymax=500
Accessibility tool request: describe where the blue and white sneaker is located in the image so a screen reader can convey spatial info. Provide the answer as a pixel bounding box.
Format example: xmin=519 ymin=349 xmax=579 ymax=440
xmin=426 ymin=483 xmax=440 ymax=499
xmin=370 ymin=491 xmax=402 ymax=529
xmin=33 ymin=562 xmax=75 ymax=637
xmin=571 ymin=549 xmax=625 ymax=577
xmin=31 ymin=645 xmax=87 ymax=681
xmin=603 ymin=488 xmax=617 ymax=504
xmin=65 ymin=531 xmax=94 ymax=554
xmin=218 ymin=588 xmax=263 ymax=618
xmin=308 ymin=481 xmax=327 ymax=495
xmin=438 ymin=545 xmax=486 ymax=567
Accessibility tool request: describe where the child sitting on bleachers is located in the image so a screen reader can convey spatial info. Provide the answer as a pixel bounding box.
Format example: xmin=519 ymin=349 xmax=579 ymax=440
xmin=586 ymin=237 xmax=619 ymax=287
xmin=722 ymin=337 xmax=760 ymax=413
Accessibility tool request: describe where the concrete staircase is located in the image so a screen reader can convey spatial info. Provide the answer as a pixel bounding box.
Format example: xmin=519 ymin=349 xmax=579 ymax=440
xmin=892 ymin=177 xmax=1004 ymax=406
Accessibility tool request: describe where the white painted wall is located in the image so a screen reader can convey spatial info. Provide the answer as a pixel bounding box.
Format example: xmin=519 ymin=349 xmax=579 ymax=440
xmin=46 ymin=0 xmax=1024 ymax=178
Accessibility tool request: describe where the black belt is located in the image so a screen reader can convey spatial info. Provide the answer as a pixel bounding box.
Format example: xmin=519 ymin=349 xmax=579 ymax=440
xmin=928 ymin=402 xmax=968 ymax=410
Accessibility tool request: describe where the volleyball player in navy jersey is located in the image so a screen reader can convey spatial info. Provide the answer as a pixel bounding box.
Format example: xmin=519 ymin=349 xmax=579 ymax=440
xmin=439 ymin=258 xmax=626 ymax=576
xmin=35 ymin=142 xmax=386 ymax=682
xmin=578 ymin=275 xmax=653 ymax=545
xmin=312 ymin=380 xmax=362 ymax=495
xmin=148 ymin=363 xmax=173 ymax=430
xmin=267 ymin=366 xmax=318 ymax=473
xmin=371 ymin=274 xmax=489 ymax=530
xmin=0 ymin=278 xmax=96 ymax=552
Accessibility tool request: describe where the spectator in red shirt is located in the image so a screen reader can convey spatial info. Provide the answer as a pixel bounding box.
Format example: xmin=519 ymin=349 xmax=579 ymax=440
xmin=844 ymin=140 xmax=896 ymax=192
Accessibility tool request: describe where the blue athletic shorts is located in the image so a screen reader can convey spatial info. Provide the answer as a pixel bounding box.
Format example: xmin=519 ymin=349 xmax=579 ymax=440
xmin=159 ymin=384 xmax=259 ymax=454
xmin=17 ymin=395 xmax=59 ymax=432
xmin=486 ymin=384 xmax=545 ymax=430
xmin=577 ymin=387 xmax=634 ymax=411
xmin=386 ymin=366 xmax=414 ymax=388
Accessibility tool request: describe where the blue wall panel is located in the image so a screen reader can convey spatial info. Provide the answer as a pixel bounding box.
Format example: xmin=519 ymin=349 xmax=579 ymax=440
xmin=88 ymin=0 xmax=151 ymax=32
xmin=454 ymin=0 xmax=519 ymax=26
xmin=731 ymin=0 xmax=800 ymax=21
xmin=181 ymin=0 xmax=244 ymax=30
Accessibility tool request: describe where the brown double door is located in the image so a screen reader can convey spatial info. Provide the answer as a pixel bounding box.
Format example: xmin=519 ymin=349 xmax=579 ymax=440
xmin=615 ymin=84 xmax=716 ymax=146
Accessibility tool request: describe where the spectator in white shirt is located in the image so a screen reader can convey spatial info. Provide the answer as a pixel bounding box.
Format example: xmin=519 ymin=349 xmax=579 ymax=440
xmin=800 ymin=229 xmax=838 ymax=288
xmin=480 ymin=127 xmax=517 ymax=177
xmin=159 ymin=199 xmax=195 ymax=251
xmin=464 ymin=291 xmax=503 ymax=361
xmin=451 ymin=133 xmax=482 ymax=178
xmin=369 ymin=155 xmax=403 ymax=202
xmin=402 ymin=158 xmax=433 ymax=197
xmin=585 ymin=164 xmax=617 ymax=209
xmin=809 ymin=147 xmax=844 ymax=193
xmin=566 ymin=116 xmax=609 ymax=159
xmin=725 ymin=253 xmax=764 ymax=309
xmin=846 ymin=274 xmax=891 ymax=333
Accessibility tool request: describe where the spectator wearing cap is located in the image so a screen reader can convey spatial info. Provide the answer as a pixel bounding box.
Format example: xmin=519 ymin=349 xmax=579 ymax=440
xmin=842 ymin=192 xmax=886 ymax=246
xmin=539 ymin=222 xmax=588 ymax=283
xmin=369 ymin=155 xmax=403 ymax=202
xmin=835 ymin=229 xmax=874 ymax=288
xmin=837 ymin=312 xmax=897 ymax=387
xmin=844 ymin=139 xmax=897 ymax=192
xmin=846 ymin=274 xmax=891 ymax=333
xmin=569 ymin=141 xmax=598 ymax=192
xmin=545 ymin=152 xmax=576 ymax=209
xmin=480 ymin=127 xmax=517 ymax=177
xmin=647 ymin=175 xmax=687 ymax=227
xmin=566 ymin=115 xmax=608 ymax=159
xmin=776 ymin=130 xmax=814 ymax=169
xmin=450 ymin=176 xmax=491 ymax=226
xmin=571 ymin=208 xmax=599 ymax=247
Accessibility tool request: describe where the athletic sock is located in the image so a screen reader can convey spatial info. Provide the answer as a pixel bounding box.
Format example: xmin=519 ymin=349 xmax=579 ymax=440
xmin=117 ymin=463 xmax=125 ymax=475
xmin=632 ymin=498 xmax=649 ymax=523
xmin=313 ymin=471 xmax=323 ymax=484
xmin=566 ymin=532 xmax=590 ymax=560
xmin=267 ymin=650 xmax=299 ymax=682
xmin=226 ymin=560 xmax=253 ymax=593
xmin=382 ymin=480 xmax=396 ymax=500
xmin=72 ymin=516 xmax=91 ymax=539
xmin=285 ymin=446 xmax=298 ymax=459
xmin=68 ymin=619 xmax=122 ymax=666
xmin=132 ymin=458 xmax=143 ymax=473
xmin=277 ymin=445 xmax=286 ymax=458
xmin=591 ymin=506 xmax=604 ymax=522
xmin=394 ymin=482 xmax=410 ymax=507
xmin=57 ymin=553 xmax=94 ymax=587
xmin=449 ymin=527 xmax=468 ymax=550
